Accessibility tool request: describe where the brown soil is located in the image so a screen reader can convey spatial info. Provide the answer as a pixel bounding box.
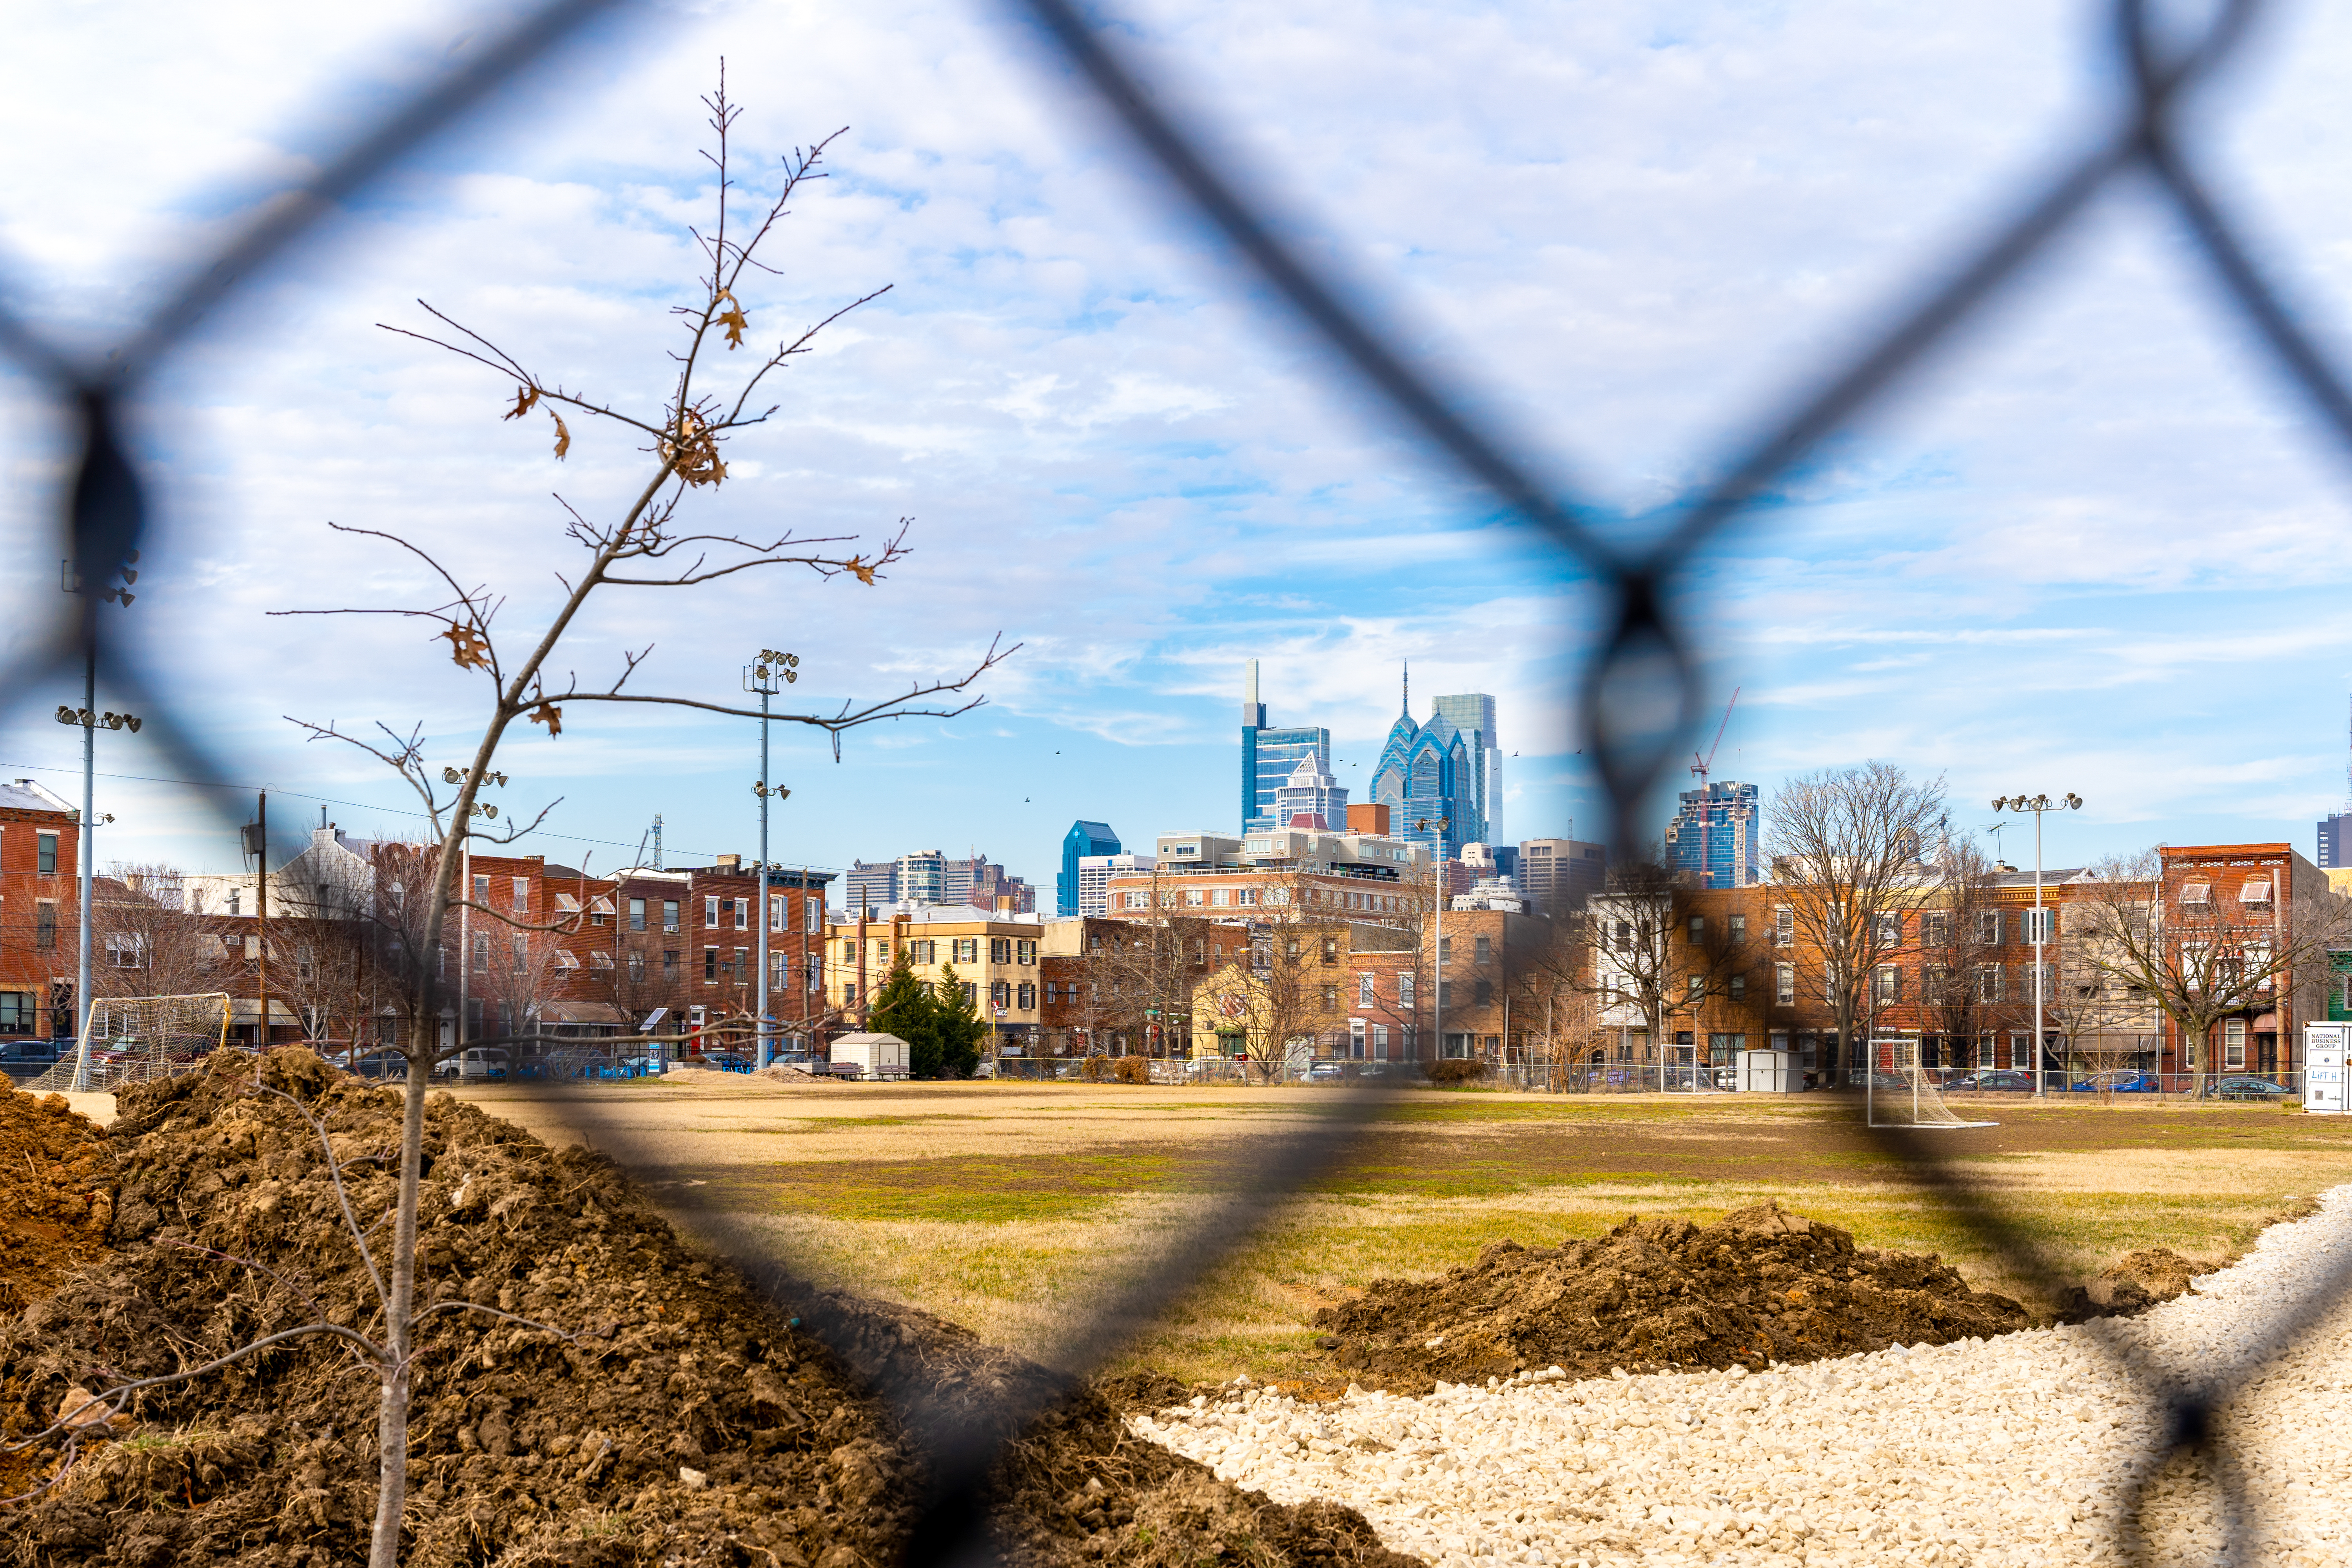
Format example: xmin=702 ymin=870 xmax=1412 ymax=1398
xmin=2059 ymin=1247 xmax=2212 ymax=1321
xmin=0 ymin=1050 xmax=1414 ymax=1568
xmin=1310 ymin=1200 xmax=2031 ymax=1393
xmin=0 ymin=1082 xmax=113 ymax=1317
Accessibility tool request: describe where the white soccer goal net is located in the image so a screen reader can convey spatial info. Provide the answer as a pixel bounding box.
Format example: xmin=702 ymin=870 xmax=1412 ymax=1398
xmin=22 ymin=993 xmax=236 ymax=1094
xmin=1867 ymin=1036 xmax=1996 ymax=1129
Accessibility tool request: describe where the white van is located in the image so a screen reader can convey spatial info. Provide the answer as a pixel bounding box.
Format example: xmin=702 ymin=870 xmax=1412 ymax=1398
xmin=457 ymin=1047 xmax=511 ymax=1080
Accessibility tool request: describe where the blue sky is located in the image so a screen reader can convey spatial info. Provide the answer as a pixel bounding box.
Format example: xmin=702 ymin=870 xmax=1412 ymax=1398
xmin=7 ymin=0 xmax=2352 ymax=895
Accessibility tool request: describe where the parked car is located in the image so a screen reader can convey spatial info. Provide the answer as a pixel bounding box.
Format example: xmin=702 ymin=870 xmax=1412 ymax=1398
xmin=2070 ymin=1071 xmax=2162 ymax=1094
xmin=348 ymin=1050 xmax=407 ymax=1080
xmin=1307 ymin=1060 xmax=1348 ymax=1082
xmin=456 ymin=1047 xmax=511 ymax=1080
xmin=1947 ymin=1070 xmax=2040 ymax=1093
xmin=2204 ymin=1075 xmax=2292 ymax=1100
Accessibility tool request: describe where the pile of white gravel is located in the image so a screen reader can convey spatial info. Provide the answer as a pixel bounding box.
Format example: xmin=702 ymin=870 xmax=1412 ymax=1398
xmin=1134 ymin=1187 xmax=2352 ymax=1567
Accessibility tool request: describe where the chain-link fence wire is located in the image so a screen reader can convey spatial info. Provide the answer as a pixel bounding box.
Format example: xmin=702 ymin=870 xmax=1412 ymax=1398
xmin=7 ymin=0 xmax=2352 ymax=1560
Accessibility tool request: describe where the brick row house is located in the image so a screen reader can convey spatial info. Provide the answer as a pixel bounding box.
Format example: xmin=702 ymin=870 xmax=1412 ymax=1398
xmin=824 ymin=906 xmax=1046 ymax=1055
xmin=1583 ymin=842 xmax=2335 ymax=1084
xmin=0 ymin=780 xmax=78 ymax=1048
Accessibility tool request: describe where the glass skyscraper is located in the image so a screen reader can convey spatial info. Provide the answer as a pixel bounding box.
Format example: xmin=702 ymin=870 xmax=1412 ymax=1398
xmin=1239 ymin=660 xmax=1331 ymax=833
xmin=1058 ymin=820 xmax=1121 ymax=915
xmin=1664 ymin=782 xmax=1762 ymax=888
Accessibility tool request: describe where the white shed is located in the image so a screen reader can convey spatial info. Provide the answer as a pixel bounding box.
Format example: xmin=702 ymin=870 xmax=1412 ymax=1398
xmin=829 ymin=1032 xmax=911 ymax=1081
xmin=1737 ymin=1049 xmax=1800 ymax=1093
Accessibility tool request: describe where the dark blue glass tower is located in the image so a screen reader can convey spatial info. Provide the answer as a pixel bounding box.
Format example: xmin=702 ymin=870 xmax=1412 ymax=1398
xmin=1058 ymin=820 xmax=1122 ymax=916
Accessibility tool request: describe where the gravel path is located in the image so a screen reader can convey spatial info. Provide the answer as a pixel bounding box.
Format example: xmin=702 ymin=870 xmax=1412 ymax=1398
xmin=1134 ymin=1189 xmax=2352 ymax=1566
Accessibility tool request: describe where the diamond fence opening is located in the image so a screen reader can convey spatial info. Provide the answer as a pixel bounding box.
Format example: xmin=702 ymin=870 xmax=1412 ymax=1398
xmin=5 ymin=0 xmax=2352 ymax=1562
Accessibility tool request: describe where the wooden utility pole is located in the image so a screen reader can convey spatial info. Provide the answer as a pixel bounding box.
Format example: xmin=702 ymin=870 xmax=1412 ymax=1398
xmin=253 ymin=791 xmax=269 ymax=1049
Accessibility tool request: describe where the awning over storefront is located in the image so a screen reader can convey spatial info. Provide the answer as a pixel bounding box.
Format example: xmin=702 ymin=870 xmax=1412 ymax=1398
xmin=542 ymin=1001 xmax=628 ymax=1026
xmin=2252 ymin=1013 xmax=2279 ymax=1033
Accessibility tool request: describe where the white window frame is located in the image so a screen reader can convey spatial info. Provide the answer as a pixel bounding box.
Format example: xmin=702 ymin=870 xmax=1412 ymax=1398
xmin=1775 ymin=962 xmax=1795 ymax=1005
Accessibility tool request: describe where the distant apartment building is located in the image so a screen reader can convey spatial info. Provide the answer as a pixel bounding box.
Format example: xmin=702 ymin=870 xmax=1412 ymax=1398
xmin=1058 ymin=820 xmax=1121 ymax=915
xmin=0 ymin=779 xmax=78 ymax=1040
xmin=1239 ymin=659 xmax=1332 ymax=833
xmin=1664 ymin=782 xmax=1761 ymax=889
xmin=2320 ymin=812 xmax=2352 ymax=871
xmin=1076 ymin=852 xmax=1155 ymax=917
xmin=1271 ymin=755 xmax=1347 ymax=829
xmin=1102 ymin=827 xmax=1431 ymax=923
xmin=844 ymin=850 xmax=1034 ymax=916
xmin=1516 ymin=838 xmax=1607 ymax=915
xmin=825 ymin=906 xmax=1045 ymax=1054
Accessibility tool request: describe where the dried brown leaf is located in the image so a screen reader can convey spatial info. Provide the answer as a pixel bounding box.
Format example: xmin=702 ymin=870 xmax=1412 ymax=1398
xmin=844 ymin=556 xmax=876 ymax=585
xmin=715 ymin=288 xmax=750 ymax=350
xmin=550 ymin=409 xmax=571 ymax=460
xmin=439 ymin=624 xmax=492 ymax=671
xmin=528 ymin=701 xmax=564 ymax=737
xmin=502 ymin=385 xmax=540 ymax=421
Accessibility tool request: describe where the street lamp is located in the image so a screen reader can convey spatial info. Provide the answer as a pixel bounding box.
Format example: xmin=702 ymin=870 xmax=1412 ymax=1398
xmin=57 ymin=552 xmax=140 ymax=1091
xmin=1990 ymin=793 xmax=2083 ymax=1096
xmin=745 ymin=650 xmax=798 ymax=1066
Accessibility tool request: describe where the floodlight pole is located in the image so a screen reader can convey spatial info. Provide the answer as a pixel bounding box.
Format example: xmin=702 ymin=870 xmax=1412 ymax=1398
xmin=1992 ymin=793 xmax=2083 ymax=1097
xmin=745 ymin=650 xmax=797 ymax=1067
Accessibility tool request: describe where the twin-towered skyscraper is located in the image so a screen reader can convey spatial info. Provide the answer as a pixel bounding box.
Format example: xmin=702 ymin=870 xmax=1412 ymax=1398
xmin=1240 ymin=660 xmax=1499 ymax=858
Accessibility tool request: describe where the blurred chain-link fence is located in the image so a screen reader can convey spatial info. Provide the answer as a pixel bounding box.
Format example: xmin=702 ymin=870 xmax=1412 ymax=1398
xmin=7 ymin=0 xmax=2352 ymax=1561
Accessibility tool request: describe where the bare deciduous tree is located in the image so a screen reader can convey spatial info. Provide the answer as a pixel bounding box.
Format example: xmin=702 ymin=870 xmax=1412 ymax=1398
xmin=1764 ymin=763 xmax=1946 ymax=1079
xmin=265 ymin=80 xmax=1014 ymax=1568
xmin=2073 ymin=848 xmax=2351 ymax=1087
xmin=1916 ymin=835 xmax=2015 ymax=1072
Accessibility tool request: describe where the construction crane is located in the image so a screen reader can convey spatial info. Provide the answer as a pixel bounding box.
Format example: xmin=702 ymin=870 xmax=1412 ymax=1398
xmin=1688 ymin=689 xmax=1740 ymax=888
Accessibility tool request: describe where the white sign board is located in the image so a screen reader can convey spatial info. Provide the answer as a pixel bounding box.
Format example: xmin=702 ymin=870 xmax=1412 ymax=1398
xmin=2305 ymin=1023 xmax=2346 ymax=1114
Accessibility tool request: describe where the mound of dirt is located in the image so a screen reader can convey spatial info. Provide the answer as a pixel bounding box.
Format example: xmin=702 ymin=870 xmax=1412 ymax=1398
xmin=0 ymin=1049 xmax=1414 ymax=1568
xmin=2060 ymin=1247 xmax=2210 ymax=1321
xmin=1312 ymin=1201 xmax=2030 ymax=1393
xmin=0 ymin=1082 xmax=113 ymax=1318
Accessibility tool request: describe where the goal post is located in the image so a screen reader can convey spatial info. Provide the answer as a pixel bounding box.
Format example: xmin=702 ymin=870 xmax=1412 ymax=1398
xmin=1867 ymin=1034 xmax=1996 ymax=1129
xmin=22 ymin=993 xmax=236 ymax=1094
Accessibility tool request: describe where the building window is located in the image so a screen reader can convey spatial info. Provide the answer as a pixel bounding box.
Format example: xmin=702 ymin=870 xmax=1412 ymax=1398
xmin=1773 ymin=906 xmax=1793 ymax=946
xmin=37 ymin=833 xmax=58 ymax=875
xmin=705 ymin=947 xmax=719 ymax=980
xmin=107 ymin=933 xmax=148 ymax=969
xmin=1017 ymin=940 xmax=1037 ymax=965
xmin=1975 ymin=965 xmax=2003 ymax=1002
xmin=806 ymin=897 xmax=823 ymax=934
xmin=1399 ymin=972 xmax=1416 ymax=1007
xmin=1729 ymin=973 xmax=1746 ymax=1002
xmin=1184 ymin=889 xmax=1205 ymax=907
xmin=1437 ymin=936 xmax=1452 ymax=964
xmin=626 ymin=952 xmax=645 ymax=981
xmin=512 ymin=875 xmax=529 ymax=911
xmin=1922 ymin=911 xmax=1949 ymax=946
xmin=472 ymin=934 xmax=488 ymax=973
xmin=959 ymin=981 xmax=977 ymax=1005
xmin=1874 ymin=912 xmax=1901 ymax=945
xmin=2224 ymin=1018 xmax=2247 ymax=1069
xmin=1873 ymin=965 xmax=1900 ymax=1003
xmin=1358 ymin=973 xmax=1375 ymax=1006
xmin=474 ymin=874 xmax=490 ymax=904
xmin=735 ymin=947 xmax=749 ymax=978
xmin=1976 ymin=911 xmax=2002 ymax=945
xmin=991 ymin=937 xmax=1012 ymax=964
xmin=1473 ymin=979 xmax=1492 ymax=1006
xmin=1473 ymin=935 xmax=1492 ymax=965
xmin=1775 ymin=962 xmax=1795 ymax=1005
xmin=1372 ymin=1023 xmax=1390 ymax=1058
xmin=1686 ymin=974 xmax=1705 ymax=1002
xmin=511 ymin=934 xmax=527 ymax=973
xmin=663 ymin=900 xmax=680 ymax=933
xmin=873 ymin=939 xmax=889 ymax=963
xmin=1236 ymin=888 xmax=1258 ymax=907
xmin=1017 ymin=982 xmax=1036 ymax=1010
xmin=630 ymin=897 xmax=646 ymax=932
xmin=1688 ymin=915 xmax=1705 ymax=944
xmin=2024 ymin=907 xmax=2055 ymax=944
xmin=1322 ymin=936 xmax=1339 ymax=963
xmin=912 ymin=939 xmax=937 ymax=964
xmin=807 ymin=960 xmax=824 ymax=992
xmin=1728 ymin=913 xmax=1746 ymax=945
xmin=990 ymin=980 xmax=1010 ymax=1009
xmin=1321 ymin=984 xmax=1340 ymax=1007
xmin=662 ymin=949 xmax=679 ymax=977
xmin=1123 ymin=891 xmax=1148 ymax=909
xmin=704 ymin=896 xmax=719 ymax=928
xmin=770 ymin=895 xmax=786 ymax=932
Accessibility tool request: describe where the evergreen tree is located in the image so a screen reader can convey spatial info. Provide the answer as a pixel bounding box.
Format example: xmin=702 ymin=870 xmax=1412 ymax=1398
xmin=929 ymin=962 xmax=989 ymax=1080
xmin=867 ymin=947 xmax=936 ymax=1073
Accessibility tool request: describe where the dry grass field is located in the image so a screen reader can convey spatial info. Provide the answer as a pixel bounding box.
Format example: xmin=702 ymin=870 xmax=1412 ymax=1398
xmin=454 ymin=1074 xmax=2352 ymax=1386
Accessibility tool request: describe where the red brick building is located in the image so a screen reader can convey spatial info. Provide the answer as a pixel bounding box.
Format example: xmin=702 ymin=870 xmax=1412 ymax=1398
xmin=0 ymin=780 xmax=78 ymax=1042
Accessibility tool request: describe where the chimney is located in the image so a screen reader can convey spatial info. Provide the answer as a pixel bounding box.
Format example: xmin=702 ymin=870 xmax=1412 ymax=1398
xmin=715 ymin=853 xmax=742 ymax=871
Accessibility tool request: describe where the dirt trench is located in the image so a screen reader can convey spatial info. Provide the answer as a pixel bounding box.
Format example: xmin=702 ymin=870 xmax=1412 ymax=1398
xmin=0 ymin=1053 xmax=1415 ymax=1568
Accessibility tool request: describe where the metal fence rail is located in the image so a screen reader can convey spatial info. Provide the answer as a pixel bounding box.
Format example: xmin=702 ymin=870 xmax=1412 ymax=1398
xmin=8 ymin=0 xmax=2352 ymax=1563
